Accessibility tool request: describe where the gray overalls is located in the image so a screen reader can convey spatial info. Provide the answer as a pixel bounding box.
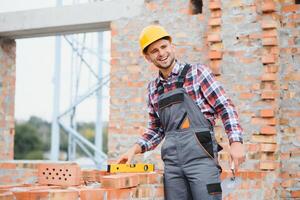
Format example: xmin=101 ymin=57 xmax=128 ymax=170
xmin=158 ymin=64 xmax=222 ymax=200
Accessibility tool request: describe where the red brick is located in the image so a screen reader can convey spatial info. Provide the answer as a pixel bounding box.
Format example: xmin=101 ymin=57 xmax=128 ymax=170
xmin=261 ymin=20 xmax=278 ymax=29
xmin=136 ymin=172 xmax=162 ymax=184
xmin=37 ymin=163 xmax=81 ymax=186
xmin=0 ymin=163 xmax=16 ymax=169
xmin=262 ymin=54 xmax=276 ymax=64
xmin=208 ymin=18 xmax=221 ymax=26
xmin=259 ymin=161 xmax=278 ymax=170
xmin=81 ymin=170 xmax=108 ymax=183
xmin=252 ymin=117 xmax=276 ymax=126
xmin=260 ymin=143 xmax=277 ymax=152
xmin=239 ymin=92 xmax=255 ymax=99
xmin=0 ymin=192 xmax=13 ymax=200
xmin=210 ymin=60 xmax=221 ymax=75
xmin=261 ymin=91 xmax=277 ymax=100
xmin=135 ymin=185 xmax=153 ymax=198
xmin=281 ymin=179 xmax=296 ymax=188
xmin=211 ymin=10 xmax=222 ymax=18
xmin=261 ymin=73 xmax=277 ymax=81
xmin=260 ymin=126 xmax=276 ymax=135
xmin=80 ymin=188 xmax=105 ymax=200
xmin=207 ymin=34 xmax=221 ymax=42
xmin=251 ymin=135 xmax=276 ymax=143
xmin=262 ymin=0 xmax=276 ymax=12
xmin=264 ymin=65 xmax=278 ymax=73
xmin=13 ymin=189 xmax=49 ymax=200
xmin=209 ymin=1 xmax=221 ymax=10
xmin=262 ymin=37 xmax=278 ymax=46
xmin=106 ymin=188 xmax=136 ymax=199
xmin=262 ymin=29 xmax=278 ymax=38
xmin=48 ymin=189 xmax=79 ymax=200
xmin=260 ymin=109 xmax=275 ymax=118
xmin=209 ymin=51 xmax=223 ymax=60
xmin=282 ymin=5 xmax=300 ymax=13
xmin=101 ymin=174 xmax=139 ymax=189
xmin=291 ymin=190 xmax=300 ymax=198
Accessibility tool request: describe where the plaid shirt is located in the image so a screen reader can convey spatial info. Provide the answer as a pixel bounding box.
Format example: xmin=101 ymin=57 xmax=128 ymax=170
xmin=137 ymin=61 xmax=243 ymax=153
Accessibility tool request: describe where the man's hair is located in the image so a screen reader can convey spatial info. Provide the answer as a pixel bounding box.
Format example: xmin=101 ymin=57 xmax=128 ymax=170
xmin=143 ymin=36 xmax=171 ymax=54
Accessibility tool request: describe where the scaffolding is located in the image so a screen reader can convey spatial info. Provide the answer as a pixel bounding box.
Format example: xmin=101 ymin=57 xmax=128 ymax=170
xmin=50 ymin=0 xmax=109 ymax=169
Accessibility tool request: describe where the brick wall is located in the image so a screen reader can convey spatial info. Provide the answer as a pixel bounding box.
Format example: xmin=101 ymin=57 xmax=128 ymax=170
xmin=279 ymin=4 xmax=300 ymax=199
xmin=109 ymin=0 xmax=300 ymax=199
xmin=108 ymin=0 xmax=209 ymax=169
xmin=0 ymin=0 xmax=299 ymax=199
xmin=0 ymin=39 xmax=16 ymax=160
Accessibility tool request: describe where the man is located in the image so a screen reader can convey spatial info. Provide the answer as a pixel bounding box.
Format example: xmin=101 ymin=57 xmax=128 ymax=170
xmin=117 ymin=25 xmax=245 ymax=200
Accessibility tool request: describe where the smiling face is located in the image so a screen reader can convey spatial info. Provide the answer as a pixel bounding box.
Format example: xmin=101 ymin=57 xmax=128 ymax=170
xmin=144 ymin=38 xmax=176 ymax=78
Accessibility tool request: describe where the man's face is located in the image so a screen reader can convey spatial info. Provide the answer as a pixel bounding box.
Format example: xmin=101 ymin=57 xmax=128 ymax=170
xmin=144 ymin=39 xmax=176 ymax=71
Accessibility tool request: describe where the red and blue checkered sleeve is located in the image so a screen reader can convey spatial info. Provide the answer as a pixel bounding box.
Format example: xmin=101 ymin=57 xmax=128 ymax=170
xmin=197 ymin=64 xmax=243 ymax=144
xmin=136 ymin=84 xmax=165 ymax=153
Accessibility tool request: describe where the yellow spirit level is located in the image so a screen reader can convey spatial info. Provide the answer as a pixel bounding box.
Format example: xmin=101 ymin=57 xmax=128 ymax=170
xmin=107 ymin=163 xmax=155 ymax=173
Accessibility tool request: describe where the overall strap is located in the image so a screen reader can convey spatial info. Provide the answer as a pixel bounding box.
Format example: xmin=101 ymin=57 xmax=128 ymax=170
xmin=176 ymin=64 xmax=191 ymax=88
xmin=157 ymin=81 xmax=164 ymax=95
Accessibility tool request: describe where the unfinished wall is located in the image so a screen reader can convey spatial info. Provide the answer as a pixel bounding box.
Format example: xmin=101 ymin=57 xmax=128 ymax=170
xmin=109 ymin=0 xmax=300 ymax=199
xmin=279 ymin=4 xmax=300 ymax=199
xmin=0 ymin=0 xmax=298 ymax=199
xmin=0 ymin=39 xmax=15 ymax=160
xmin=108 ymin=0 xmax=210 ymax=169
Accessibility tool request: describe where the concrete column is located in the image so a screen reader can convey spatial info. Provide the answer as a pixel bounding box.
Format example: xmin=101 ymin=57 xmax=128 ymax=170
xmin=0 ymin=38 xmax=16 ymax=160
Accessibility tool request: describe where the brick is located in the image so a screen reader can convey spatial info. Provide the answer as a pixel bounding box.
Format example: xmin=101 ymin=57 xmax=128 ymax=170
xmin=281 ymin=179 xmax=296 ymax=188
xmin=284 ymin=73 xmax=300 ymax=81
xmin=136 ymin=172 xmax=162 ymax=184
xmin=262 ymin=54 xmax=276 ymax=64
xmin=48 ymin=189 xmax=78 ymax=200
xmin=261 ymin=73 xmax=277 ymax=81
xmin=261 ymin=91 xmax=277 ymax=100
xmin=211 ymin=10 xmax=222 ymax=18
xmin=0 ymin=192 xmax=13 ymax=200
xmin=291 ymin=190 xmax=300 ymax=198
xmin=37 ymin=163 xmax=81 ymax=186
xmin=101 ymin=174 xmax=139 ymax=189
xmin=260 ymin=144 xmax=277 ymax=152
xmin=260 ymin=126 xmax=276 ymax=135
xmin=262 ymin=1 xmax=276 ymax=12
xmin=208 ymin=18 xmax=221 ymax=26
xmin=239 ymin=92 xmax=255 ymax=99
xmin=251 ymin=135 xmax=276 ymax=143
xmin=262 ymin=37 xmax=278 ymax=46
xmin=262 ymin=29 xmax=278 ymax=38
xmin=261 ymin=20 xmax=278 ymax=29
xmin=207 ymin=34 xmax=221 ymax=42
xmin=260 ymin=109 xmax=275 ymax=118
xmin=282 ymin=5 xmax=300 ymax=13
xmin=80 ymin=188 xmax=105 ymax=200
xmin=106 ymin=188 xmax=136 ymax=199
xmin=208 ymin=51 xmax=222 ymax=60
xmin=81 ymin=170 xmax=108 ymax=183
xmin=209 ymin=1 xmax=221 ymax=10
xmin=209 ymin=60 xmax=221 ymax=75
xmin=259 ymin=161 xmax=278 ymax=170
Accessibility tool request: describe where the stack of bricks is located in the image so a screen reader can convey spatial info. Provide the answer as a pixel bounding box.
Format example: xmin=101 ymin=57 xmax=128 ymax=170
xmin=0 ymin=161 xmax=164 ymax=200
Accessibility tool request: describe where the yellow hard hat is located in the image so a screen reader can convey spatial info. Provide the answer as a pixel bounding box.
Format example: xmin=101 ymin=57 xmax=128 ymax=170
xmin=139 ymin=25 xmax=172 ymax=53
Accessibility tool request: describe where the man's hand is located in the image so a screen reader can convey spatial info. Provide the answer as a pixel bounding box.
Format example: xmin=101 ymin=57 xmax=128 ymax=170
xmin=229 ymin=142 xmax=245 ymax=172
xmin=117 ymin=144 xmax=142 ymax=164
